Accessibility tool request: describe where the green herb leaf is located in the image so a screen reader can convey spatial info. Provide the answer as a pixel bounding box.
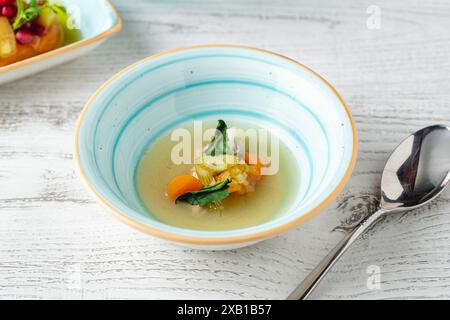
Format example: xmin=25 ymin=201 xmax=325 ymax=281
xmin=12 ymin=0 xmax=25 ymax=30
xmin=13 ymin=0 xmax=49 ymax=30
xmin=176 ymin=179 xmax=231 ymax=207
xmin=204 ymin=120 xmax=230 ymax=156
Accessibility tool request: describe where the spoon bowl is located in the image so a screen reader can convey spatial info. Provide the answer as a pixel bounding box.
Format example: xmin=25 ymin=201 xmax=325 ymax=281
xmin=381 ymin=125 xmax=450 ymax=211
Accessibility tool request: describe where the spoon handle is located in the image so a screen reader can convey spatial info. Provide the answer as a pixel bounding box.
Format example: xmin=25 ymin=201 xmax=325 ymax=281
xmin=287 ymin=208 xmax=387 ymax=300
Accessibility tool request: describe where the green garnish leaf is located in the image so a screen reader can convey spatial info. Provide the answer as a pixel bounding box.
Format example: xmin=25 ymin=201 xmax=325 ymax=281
xmin=204 ymin=120 xmax=230 ymax=156
xmin=176 ymin=179 xmax=231 ymax=207
xmin=12 ymin=0 xmax=25 ymax=30
xmin=13 ymin=0 xmax=54 ymax=30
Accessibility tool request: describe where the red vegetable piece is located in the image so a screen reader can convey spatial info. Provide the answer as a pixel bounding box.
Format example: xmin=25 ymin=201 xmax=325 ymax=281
xmin=16 ymin=29 xmax=34 ymax=44
xmin=1 ymin=5 xmax=16 ymax=19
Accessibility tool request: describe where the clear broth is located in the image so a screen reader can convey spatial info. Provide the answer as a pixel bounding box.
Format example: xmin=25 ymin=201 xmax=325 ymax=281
xmin=136 ymin=120 xmax=299 ymax=231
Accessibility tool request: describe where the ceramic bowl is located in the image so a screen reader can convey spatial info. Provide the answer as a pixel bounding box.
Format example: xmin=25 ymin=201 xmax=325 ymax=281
xmin=0 ymin=0 xmax=121 ymax=85
xmin=75 ymin=45 xmax=358 ymax=250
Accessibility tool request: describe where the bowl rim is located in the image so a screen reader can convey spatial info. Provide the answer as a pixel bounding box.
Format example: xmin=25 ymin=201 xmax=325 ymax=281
xmin=0 ymin=0 xmax=122 ymax=74
xmin=74 ymin=44 xmax=359 ymax=245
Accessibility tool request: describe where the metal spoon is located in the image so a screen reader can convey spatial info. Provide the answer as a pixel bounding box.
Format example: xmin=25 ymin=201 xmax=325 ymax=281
xmin=288 ymin=124 xmax=450 ymax=300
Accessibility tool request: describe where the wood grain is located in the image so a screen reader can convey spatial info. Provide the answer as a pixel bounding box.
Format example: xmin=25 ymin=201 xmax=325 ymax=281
xmin=1 ymin=0 xmax=450 ymax=300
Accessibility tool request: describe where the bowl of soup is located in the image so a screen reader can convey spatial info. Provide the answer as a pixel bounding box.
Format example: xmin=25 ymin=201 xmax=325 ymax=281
xmin=75 ymin=45 xmax=358 ymax=250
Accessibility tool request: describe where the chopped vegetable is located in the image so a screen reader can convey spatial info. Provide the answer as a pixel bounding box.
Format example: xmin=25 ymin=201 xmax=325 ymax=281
xmin=245 ymin=152 xmax=263 ymax=175
xmin=13 ymin=0 xmax=39 ymax=30
xmin=12 ymin=0 xmax=62 ymax=30
xmin=194 ymin=154 xmax=239 ymax=186
xmin=194 ymin=164 xmax=215 ymax=187
xmin=199 ymin=154 xmax=239 ymax=173
xmin=52 ymin=3 xmax=76 ymax=45
xmin=176 ymin=179 xmax=232 ymax=207
xmin=15 ymin=29 xmax=33 ymax=44
xmin=51 ymin=2 xmax=68 ymax=22
xmin=0 ymin=16 xmax=16 ymax=58
xmin=216 ymin=163 xmax=261 ymax=195
xmin=170 ymin=121 xmax=266 ymax=209
xmin=38 ymin=6 xmax=57 ymax=28
xmin=2 ymin=5 xmax=18 ymax=19
xmin=204 ymin=120 xmax=230 ymax=156
xmin=167 ymin=175 xmax=203 ymax=201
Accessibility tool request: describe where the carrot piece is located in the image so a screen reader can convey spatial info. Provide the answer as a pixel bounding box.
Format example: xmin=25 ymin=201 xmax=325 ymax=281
xmin=167 ymin=175 xmax=203 ymax=201
xmin=227 ymin=181 xmax=242 ymax=193
xmin=245 ymin=152 xmax=263 ymax=177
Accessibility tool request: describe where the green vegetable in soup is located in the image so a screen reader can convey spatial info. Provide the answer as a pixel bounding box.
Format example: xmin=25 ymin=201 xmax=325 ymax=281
xmin=195 ymin=154 xmax=238 ymax=187
xmin=204 ymin=120 xmax=230 ymax=156
xmin=176 ymin=179 xmax=232 ymax=207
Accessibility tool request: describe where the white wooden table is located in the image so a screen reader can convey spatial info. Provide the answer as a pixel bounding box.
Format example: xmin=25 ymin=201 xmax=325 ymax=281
xmin=1 ymin=0 xmax=450 ymax=300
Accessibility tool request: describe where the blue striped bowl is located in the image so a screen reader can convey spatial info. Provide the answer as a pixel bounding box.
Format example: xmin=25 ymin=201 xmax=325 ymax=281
xmin=75 ymin=45 xmax=358 ymax=249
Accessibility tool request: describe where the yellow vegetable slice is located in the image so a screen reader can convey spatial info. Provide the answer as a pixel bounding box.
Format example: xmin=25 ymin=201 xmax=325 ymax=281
xmin=38 ymin=7 xmax=58 ymax=29
xmin=0 ymin=17 xmax=16 ymax=59
xmin=194 ymin=154 xmax=239 ymax=186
